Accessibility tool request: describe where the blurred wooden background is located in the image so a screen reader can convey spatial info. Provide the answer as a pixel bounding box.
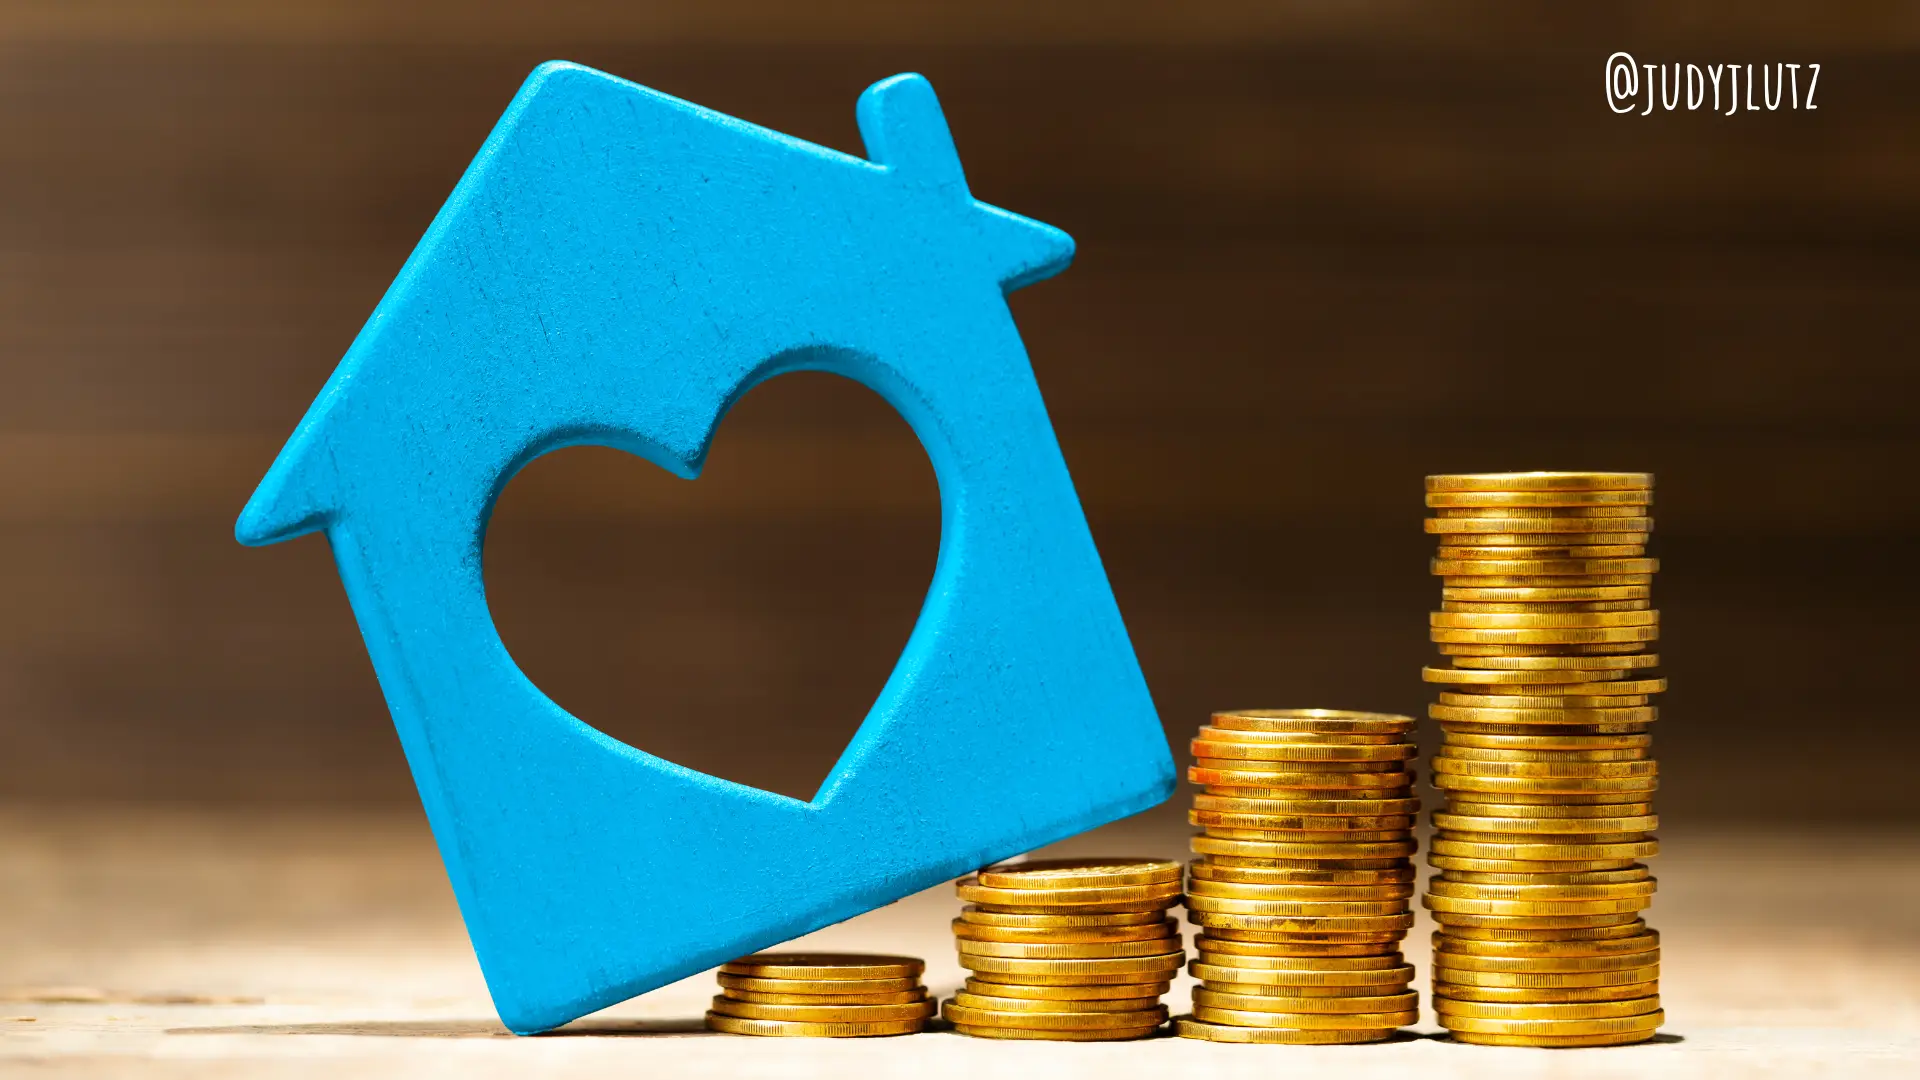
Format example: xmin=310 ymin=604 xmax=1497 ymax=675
xmin=1 ymin=1 xmax=1917 ymax=819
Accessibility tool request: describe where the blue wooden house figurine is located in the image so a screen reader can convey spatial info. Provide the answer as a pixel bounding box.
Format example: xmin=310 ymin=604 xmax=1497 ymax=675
xmin=238 ymin=63 xmax=1171 ymax=1034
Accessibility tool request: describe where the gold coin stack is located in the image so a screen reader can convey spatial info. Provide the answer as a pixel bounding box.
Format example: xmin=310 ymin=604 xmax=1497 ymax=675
xmin=707 ymin=952 xmax=933 ymax=1037
xmin=1422 ymin=471 xmax=1665 ymax=1048
xmin=1175 ymin=709 xmax=1421 ymax=1045
xmin=943 ymin=859 xmax=1183 ymax=1040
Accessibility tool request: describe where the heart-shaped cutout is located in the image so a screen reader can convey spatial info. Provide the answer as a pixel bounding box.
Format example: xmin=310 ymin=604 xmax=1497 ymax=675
xmin=483 ymin=372 xmax=939 ymax=801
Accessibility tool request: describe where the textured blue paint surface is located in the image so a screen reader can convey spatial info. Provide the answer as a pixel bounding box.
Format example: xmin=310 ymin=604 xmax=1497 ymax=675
xmin=237 ymin=63 xmax=1171 ymax=1034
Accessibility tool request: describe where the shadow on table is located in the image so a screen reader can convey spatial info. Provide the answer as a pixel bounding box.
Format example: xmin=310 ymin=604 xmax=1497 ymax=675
xmin=167 ymin=1017 xmax=712 ymax=1038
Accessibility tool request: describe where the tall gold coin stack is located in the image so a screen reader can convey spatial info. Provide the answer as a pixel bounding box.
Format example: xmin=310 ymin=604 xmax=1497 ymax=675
xmin=943 ymin=859 xmax=1183 ymax=1040
xmin=1175 ymin=709 xmax=1421 ymax=1045
xmin=707 ymin=953 xmax=933 ymax=1037
xmin=1422 ymin=471 xmax=1665 ymax=1048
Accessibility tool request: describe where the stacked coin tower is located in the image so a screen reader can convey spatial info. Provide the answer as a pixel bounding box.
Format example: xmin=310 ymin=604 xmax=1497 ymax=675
xmin=943 ymin=859 xmax=1183 ymax=1040
xmin=1421 ymin=471 xmax=1664 ymax=1047
xmin=707 ymin=952 xmax=934 ymax=1037
xmin=1175 ymin=709 xmax=1421 ymax=1044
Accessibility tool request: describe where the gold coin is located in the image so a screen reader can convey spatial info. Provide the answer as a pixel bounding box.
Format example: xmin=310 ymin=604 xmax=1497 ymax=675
xmin=1441 ymin=722 xmax=1652 ymax=740
xmin=1440 ymin=599 xmax=1650 ymax=613
xmin=1439 ymin=578 xmax=1656 ymax=593
xmin=1444 ymin=585 xmax=1651 ymax=603
xmin=703 ymin=1014 xmax=924 ymax=1037
xmin=959 ymin=907 xmax=1167 ymax=929
xmin=1194 ymin=756 xmax=1405 ymax=773
xmin=1194 ymin=989 xmax=1419 ymax=1015
xmin=1175 ymin=945 xmax=1405 ymax=960
xmin=976 ymin=858 xmax=1181 ymax=890
xmin=1459 ymin=645 xmax=1658 ymax=664
xmin=1197 ymin=726 xmax=1405 ymax=746
xmin=1431 ymin=704 xmax=1656 ymax=725
xmin=971 ymin=970 xmax=1186 ymax=986
xmin=1184 ymin=895 xmax=1409 ymax=917
xmin=1434 ymin=776 xmax=1658 ymax=798
xmin=1445 ymin=677 xmax=1665 ymax=695
xmin=1427 ymin=492 xmax=1650 ymax=511
xmin=1437 ymin=744 xmax=1649 ymax=763
xmin=1195 ymin=935 xmax=1405 ymax=957
xmin=1445 ymin=1028 xmax=1658 ymax=1047
xmin=1439 ymin=692 xmax=1650 ymax=709
xmin=1442 ymin=1010 xmax=1663 ymax=1037
xmin=1425 ymin=896 xmax=1650 ymax=918
xmin=956 ymin=879 xmax=1183 ymax=908
xmin=951 ymin=1022 xmax=1164 ymax=1041
xmin=1200 ymin=827 xmax=1411 ymax=844
xmin=1186 ymin=879 xmax=1415 ymax=902
xmin=1435 ymin=979 xmax=1658 ymax=1004
xmin=1187 ymin=962 xmax=1414 ymax=987
xmin=1431 ymin=911 xmax=1646 ymax=932
xmin=1188 ymin=861 xmax=1415 ymax=886
xmin=1437 ymin=864 xmax=1650 ymax=883
xmin=1205 ymin=786 xmax=1416 ymax=804
xmin=1430 ymin=624 xmax=1659 ymax=645
xmin=1433 ymin=835 xmax=1659 ymax=858
xmin=1435 ymin=995 xmax=1659 ymax=1020
xmin=948 ymin=991 xmax=1165 ymax=1013
xmin=1440 ymin=640 xmax=1650 ymax=655
xmin=1192 ymin=794 xmax=1422 ymax=816
xmin=1210 ymin=709 xmax=1416 ymax=733
xmin=1424 ymin=666 xmax=1625 ymax=686
xmin=1434 ymin=964 xmax=1659 ymax=989
xmin=1433 ymin=932 xmax=1657 ymax=957
xmin=1201 ymin=927 xmax=1406 ymax=946
xmin=1207 ymin=853 xmax=1409 ymax=871
xmin=953 ymin=919 xmax=1178 ymax=944
xmin=1426 ymin=472 xmax=1652 ymax=493
xmin=1191 ymin=739 xmax=1417 ymax=762
xmin=965 ymin=978 xmax=1171 ymax=1000
xmin=941 ymin=1001 xmax=1169 ymax=1030
xmin=707 ymin=997 xmax=938 ymax=1023
xmin=1190 ymin=1004 xmax=1417 ymax=1029
xmin=1192 ymin=836 xmax=1417 ymax=859
xmin=1436 ymin=553 xmax=1658 ymax=580
xmin=1199 ymin=981 xmax=1409 ymax=1003
xmin=960 ymin=953 xmax=1184 ymax=978
xmin=724 ymin=989 xmax=928 ymax=1005
xmin=1426 ymin=518 xmax=1653 ymax=536
xmin=1428 ymin=852 xmax=1647 ymax=874
xmin=1188 ymin=912 xmax=1416 ymax=934
xmin=720 ymin=953 xmax=924 ymax=981
xmin=1434 ymin=533 xmax=1650 ymax=549
xmin=1443 ymin=732 xmax=1650 ymax=751
xmin=1190 ymin=814 xmax=1417 ymax=836
xmin=1438 ymin=782 xmax=1654 ymax=803
xmin=1434 ymin=757 xmax=1657 ymax=778
xmin=970 ymin=900 xmax=1177 ymax=916
xmin=1174 ymin=1018 xmax=1396 ymax=1043
xmin=1434 ymin=505 xmax=1649 ymax=519
xmin=1438 ymin=546 xmax=1648 ymax=561
xmin=1189 ymin=767 xmax=1414 ymax=790
xmin=956 ymin=937 xmax=1181 ymax=960
xmin=1431 ymin=611 xmax=1657 ymax=630
xmin=1434 ymin=948 xmax=1661 ymax=973
xmin=1433 ymin=814 xmax=1658 ymax=835
xmin=716 ymin=974 xmax=922 ymax=995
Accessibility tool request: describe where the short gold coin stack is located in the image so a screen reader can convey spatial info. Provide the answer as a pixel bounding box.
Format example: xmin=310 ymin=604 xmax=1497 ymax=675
xmin=1175 ymin=709 xmax=1421 ymax=1044
xmin=707 ymin=953 xmax=934 ymax=1037
xmin=1422 ymin=471 xmax=1664 ymax=1047
xmin=943 ymin=859 xmax=1183 ymax=1040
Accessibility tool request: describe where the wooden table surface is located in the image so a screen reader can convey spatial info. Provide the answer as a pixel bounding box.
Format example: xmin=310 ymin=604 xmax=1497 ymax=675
xmin=3 ymin=804 xmax=1916 ymax=1078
